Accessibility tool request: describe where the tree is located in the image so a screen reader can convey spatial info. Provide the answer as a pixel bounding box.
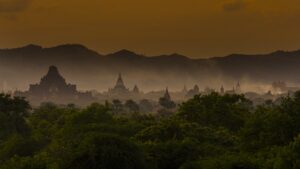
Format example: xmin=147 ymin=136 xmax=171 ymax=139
xmin=159 ymin=97 xmax=176 ymax=109
xmin=112 ymin=99 xmax=123 ymax=114
xmin=275 ymin=134 xmax=300 ymax=169
xmin=240 ymin=105 xmax=294 ymax=151
xmin=196 ymin=153 xmax=260 ymax=169
xmin=159 ymin=88 xmax=176 ymax=110
xmin=0 ymin=156 xmax=47 ymax=169
xmin=50 ymin=134 xmax=146 ymax=169
xmin=67 ymin=103 xmax=113 ymax=126
xmin=240 ymin=92 xmax=300 ymax=151
xmin=178 ymin=93 xmax=252 ymax=131
xmin=139 ymin=99 xmax=153 ymax=113
xmin=125 ymin=100 xmax=139 ymax=113
xmin=0 ymin=94 xmax=31 ymax=141
xmin=134 ymin=117 xmax=237 ymax=169
xmin=0 ymin=134 xmax=39 ymax=162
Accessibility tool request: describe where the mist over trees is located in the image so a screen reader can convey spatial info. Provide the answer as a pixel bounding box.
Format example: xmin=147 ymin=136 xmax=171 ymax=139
xmin=1 ymin=92 xmax=300 ymax=168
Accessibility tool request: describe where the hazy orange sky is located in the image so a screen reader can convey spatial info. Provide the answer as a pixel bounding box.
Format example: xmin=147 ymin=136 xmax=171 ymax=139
xmin=1 ymin=0 xmax=300 ymax=58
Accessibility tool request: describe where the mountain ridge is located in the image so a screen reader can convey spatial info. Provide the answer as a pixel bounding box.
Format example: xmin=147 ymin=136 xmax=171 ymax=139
xmin=2 ymin=44 xmax=300 ymax=60
xmin=1 ymin=44 xmax=300 ymax=92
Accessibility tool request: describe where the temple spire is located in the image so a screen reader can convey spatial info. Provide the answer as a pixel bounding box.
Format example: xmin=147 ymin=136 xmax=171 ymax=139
xmin=236 ymin=82 xmax=241 ymax=93
xmin=48 ymin=65 xmax=59 ymax=73
xmin=164 ymin=87 xmax=171 ymax=100
xmin=110 ymin=73 xmax=129 ymax=94
xmin=182 ymin=85 xmax=187 ymax=93
xmin=133 ymin=85 xmax=139 ymax=93
xmin=220 ymin=85 xmax=224 ymax=94
xmin=115 ymin=73 xmax=125 ymax=87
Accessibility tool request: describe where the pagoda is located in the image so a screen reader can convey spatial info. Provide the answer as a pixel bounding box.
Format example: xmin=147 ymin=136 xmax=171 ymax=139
xmin=185 ymin=84 xmax=200 ymax=98
xmin=28 ymin=66 xmax=77 ymax=98
xmin=163 ymin=88 xmax=171 ymax=100
xmin=108 ymin=73 xmax=130 ymax=94
xmin=132 ymin=85 xmax=140 ymax=94
xmin=15 ymin=66 xmax=93 ymax=105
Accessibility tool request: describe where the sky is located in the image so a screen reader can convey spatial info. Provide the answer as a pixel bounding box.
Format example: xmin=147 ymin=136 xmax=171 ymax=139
xmin=0 ymin=0 xmax=300 ymax=58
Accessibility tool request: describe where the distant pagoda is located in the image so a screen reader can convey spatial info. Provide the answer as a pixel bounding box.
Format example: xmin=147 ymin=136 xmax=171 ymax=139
xmin=182 ymin=85 xmax=188 ymax=94
xmin=109 ymin=73 xmax=130 ymax=94
xmin=132 ymin=85 xmax=140 ymax=94
xmin=185 ymin=84 xmax=200 ymax=98
xmin=106 ymin=73 xmax=143 ymax=101
xmin=15 ymin=66 xmax=93 ymax=105
xmin=220 ymin=85 xmax=225 ymax=94
xmin=29 ymin=66 xmax=76 ymax=97
xmin=164 ymin=87 xmax=171 ymax=100
xmin=236 ymin=82 xmax=241 ymax=93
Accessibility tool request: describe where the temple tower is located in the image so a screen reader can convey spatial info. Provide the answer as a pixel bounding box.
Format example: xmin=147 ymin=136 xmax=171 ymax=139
xmin=133 ymin=85 xmax=140 ymax=93
xmin=164 ymin=88 xmax=171 ymax=100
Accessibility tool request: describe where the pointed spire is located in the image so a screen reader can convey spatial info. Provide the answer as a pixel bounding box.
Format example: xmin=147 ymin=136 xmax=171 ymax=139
xmin=47 ymin=65 xmax=60 ymax=76
xmin=40 ymin=66 xmax=66 ymax=85
xmin=116 ymin=73 xmax=125 ymax=87
xmin=236 ymin=81 xmax=241 ymax=93
xmin=164 ymin=87 xmax=171 ymax=100
xmin=220 ymin=85 xmax=224 ymax=94
xmin=133 ymin=85 xmax=139 ymax=93
xmin=193 ymin=85 xmax=199 ymax=93
xmin=182 ymin=85 xmax=187 ymax=93
xmin=236 ymin=81 xmax=240 ymax=89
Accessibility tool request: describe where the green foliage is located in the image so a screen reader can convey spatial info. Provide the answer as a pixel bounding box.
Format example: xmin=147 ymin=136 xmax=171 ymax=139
xmin=159 ymin=97 xmax=176 ymax=109
xmin=274 ymin=134 xmax=300 ymax=169
xmin=2 ymin=92 xmax=300 ymax=168
xmin=68 ymin=103 xmax=112 ymax=125
xmin=112 ymin=99 xmax=124 ymax=114
xmin=240 ymin=105 xmax=295 ymax=151
xmin=125 ymin=100 xmax=140 ymax=113
xmin=0 ymin=94 xmax=31 ymax=141
xmin=178 ymin=93 xmax=252 ymax=131
xmin=28 ymin=103 xmax=73 ymax=144
xmin=139 ymin=99 xmax=154 ymax=113
xmin=142 ymin=139 xmax=200 ymax=169
xmin=0 ymin=156 xmax=47 ymax=169
xmin=197 ymin=152 xmax=261 ymax=169
xmin=0 ymin=134 xmax=39 ymax=162
xmin=240 ymin=94 xmax=300 ymax=152
xmin=48 ymin=134 xmax=146 ymax=169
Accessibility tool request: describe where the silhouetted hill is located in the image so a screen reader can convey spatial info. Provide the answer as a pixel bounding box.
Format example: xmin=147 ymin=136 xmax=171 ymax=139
xmin=210 ymin=50 xmax=300 ymax=83
xmin=1 ymin=44 xmax=300 ymax=92
xmin=108 ymin=49 xmax=144 ymax=60
xmin=0 ymin=44 xmax=101 ymax=68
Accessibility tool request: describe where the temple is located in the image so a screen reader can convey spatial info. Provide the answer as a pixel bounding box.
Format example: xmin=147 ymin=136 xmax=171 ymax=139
xmin=104 ymin=73 xmax=143 ymax=101
xmin=108 ymin=73 xmax=130 ymax=94
xmin=132 ymin=85 xmax=140 ymax=94
xmin=15 ymin=66 xmax=94 ymax=106
xmin=164 ymin=88 xmax=171 ymax=100
xmin=185 ymin=84 xmax=200 ymax=98
xmin=236 ymin=82 xmax=241 ymax=93
xmin=29 ymin=66 xmax=76 ymax=97
xmin=220 ymin=85 xmax=225 ymax=94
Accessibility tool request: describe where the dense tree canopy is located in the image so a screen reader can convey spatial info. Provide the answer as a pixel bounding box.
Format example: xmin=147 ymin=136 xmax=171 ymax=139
xmin=0 ymin=94 xmax=31 ymax=141
xmin=1 ymin=92 xmax=300 ymax=169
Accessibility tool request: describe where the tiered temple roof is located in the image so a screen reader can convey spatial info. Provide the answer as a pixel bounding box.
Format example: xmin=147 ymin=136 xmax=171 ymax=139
xmin=15 ymin=66 xmax=93 ymax=105
xmin=109 ymin=73 xmax=130 ymax=94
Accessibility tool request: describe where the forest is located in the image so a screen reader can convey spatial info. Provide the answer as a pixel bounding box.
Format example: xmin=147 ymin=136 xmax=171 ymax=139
xmin=1 ymin=92 xmax=300 ymax=169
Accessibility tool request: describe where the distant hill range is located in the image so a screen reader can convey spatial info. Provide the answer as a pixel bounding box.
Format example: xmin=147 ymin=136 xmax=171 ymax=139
xmin=1 ymin=44 xmax=300 ymax=92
